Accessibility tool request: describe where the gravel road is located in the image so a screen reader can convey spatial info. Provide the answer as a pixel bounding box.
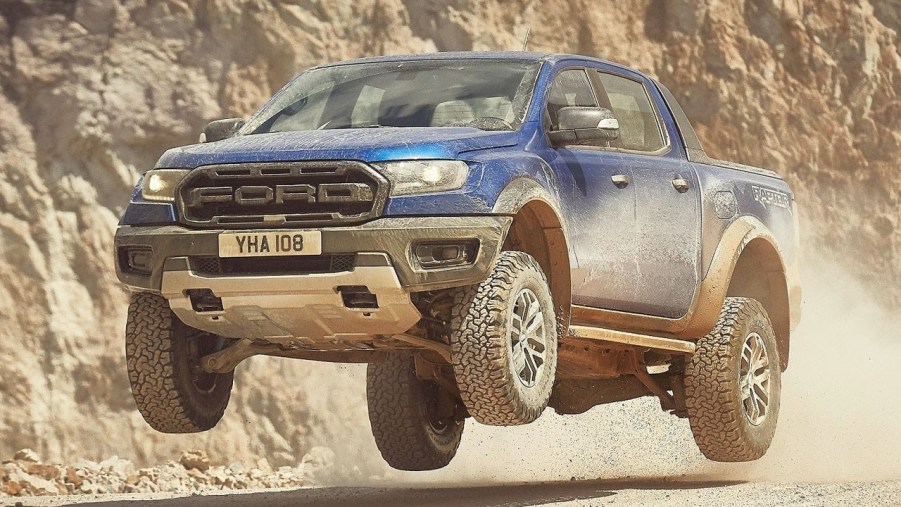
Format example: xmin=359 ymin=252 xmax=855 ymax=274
xmin=8 ymin=478 xmax=901 ymax=507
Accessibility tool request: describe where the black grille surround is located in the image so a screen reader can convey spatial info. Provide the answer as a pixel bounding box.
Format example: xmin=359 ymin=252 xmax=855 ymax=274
xmin=175 ymin=161 xmax=389 ymax=229
xmin=191 ymin=254 xmax=357 ymax=276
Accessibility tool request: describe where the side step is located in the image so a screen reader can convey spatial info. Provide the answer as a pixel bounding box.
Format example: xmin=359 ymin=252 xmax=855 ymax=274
xmin=568 ymin=325 xmax=696 ymax=355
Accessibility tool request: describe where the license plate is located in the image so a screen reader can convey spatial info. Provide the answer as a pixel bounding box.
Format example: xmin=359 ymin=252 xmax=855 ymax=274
xmin=218 ymin=231 xmax=322 ymax=258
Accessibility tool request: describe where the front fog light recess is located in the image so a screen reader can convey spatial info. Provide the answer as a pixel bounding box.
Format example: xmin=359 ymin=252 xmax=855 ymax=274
xmin=414 ymin=241 xmax=479 ymax=269
xmin=373 ymin=160 xmax=469 ymax=196
xmin=141 ymin=169 xmax=191 ymax=202
xmin=118 ymin=246 xmax=153 ymax=275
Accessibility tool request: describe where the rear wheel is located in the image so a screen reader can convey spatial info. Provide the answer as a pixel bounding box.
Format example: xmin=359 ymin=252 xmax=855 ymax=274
xmin=684 ymin=297 xmax=781 ymax=462
xmin=448 ymin=251 xmax=558 ymax=426
xmin=367 ymin=354 xmax=464 ymax=471
xmin=125 ymin=292 xmax=233 ymax=433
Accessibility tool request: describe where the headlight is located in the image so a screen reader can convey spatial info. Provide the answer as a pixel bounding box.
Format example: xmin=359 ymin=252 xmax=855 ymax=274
xmin=372 ymin=160 xmax=469 ymax=196
xmin=140 ymin=169 xmax=191 ymax=202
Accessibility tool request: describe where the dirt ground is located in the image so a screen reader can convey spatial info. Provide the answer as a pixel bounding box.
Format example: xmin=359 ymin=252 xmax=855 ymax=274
xmin=8 ymin=479 xmax=901 ymax=507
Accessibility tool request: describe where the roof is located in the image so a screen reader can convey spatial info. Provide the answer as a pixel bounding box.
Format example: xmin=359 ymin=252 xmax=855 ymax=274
xmin=315 ymin=51 xmax=550 ymax=68
xmin=312 ymin=51 xmax=632 ymax=72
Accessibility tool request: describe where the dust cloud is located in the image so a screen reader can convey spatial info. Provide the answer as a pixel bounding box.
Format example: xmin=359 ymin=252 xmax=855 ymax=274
xmin=370 ymin=254 xmax=901 ymax=485
xmin=712 ymin=255 xmax=901 ymax=482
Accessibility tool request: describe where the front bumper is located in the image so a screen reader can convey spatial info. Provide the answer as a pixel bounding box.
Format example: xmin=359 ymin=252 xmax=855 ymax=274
xmin=115 ymin=216 xmax=511 ymax=340
xmin=116 ymin=216 xmax=512 ymax=292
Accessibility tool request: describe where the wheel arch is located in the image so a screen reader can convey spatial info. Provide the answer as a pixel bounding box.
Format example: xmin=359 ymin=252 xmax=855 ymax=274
xmin=724 ymin=235 xmax=792 ymax=371
xmin=493 ymin=178 xmax=572 ymax=335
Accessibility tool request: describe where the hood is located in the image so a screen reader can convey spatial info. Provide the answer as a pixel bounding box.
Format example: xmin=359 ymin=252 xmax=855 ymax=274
xmin=155 ymin=127 xmax=519 ymax=168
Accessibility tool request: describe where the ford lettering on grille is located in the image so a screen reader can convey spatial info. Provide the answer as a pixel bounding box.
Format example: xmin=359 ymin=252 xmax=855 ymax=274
xmin=188 ymin=183 xmax=375 ymax=207
xmin=176 ymin=162 xmax=388 ymax=228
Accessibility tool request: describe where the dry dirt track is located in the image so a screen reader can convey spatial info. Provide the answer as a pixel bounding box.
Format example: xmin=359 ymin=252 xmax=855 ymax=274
xmin=10 ymin=479 xmax=901 ymax=507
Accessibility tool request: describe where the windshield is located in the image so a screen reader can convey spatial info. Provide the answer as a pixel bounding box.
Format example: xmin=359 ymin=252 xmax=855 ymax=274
xmin=242 ymin=59 xmax=541 ymax=134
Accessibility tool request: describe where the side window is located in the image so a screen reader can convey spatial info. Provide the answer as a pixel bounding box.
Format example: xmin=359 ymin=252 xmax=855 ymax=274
xmin=545 ymin=69 xmax=597 ymax=130
xmin=596 ymin=72 xmax=666 ymax=152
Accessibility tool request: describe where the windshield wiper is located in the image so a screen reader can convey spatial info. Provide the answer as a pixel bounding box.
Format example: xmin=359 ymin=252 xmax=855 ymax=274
xmin=319 ymin=123 xmax=395 ymax=130
xmin=445 ymin=117 xmax=514 ymax=132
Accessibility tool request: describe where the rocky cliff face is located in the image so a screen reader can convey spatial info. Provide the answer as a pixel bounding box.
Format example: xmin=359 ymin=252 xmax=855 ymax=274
xmin=0 ymin=0 xmax=897 ymax=467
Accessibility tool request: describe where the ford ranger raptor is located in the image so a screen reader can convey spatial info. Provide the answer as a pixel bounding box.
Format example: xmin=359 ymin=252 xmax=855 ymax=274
xmin=115 ymin=52 xmax=802 ymax=471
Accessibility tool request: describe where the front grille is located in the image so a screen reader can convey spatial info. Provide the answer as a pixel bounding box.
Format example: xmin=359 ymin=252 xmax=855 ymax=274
xmin=176 ymin=161 xmax=388 ymax=228
xmin=191 ymin=254 xmax=357 ymax=275
xmin=194 ymin=256 xmax=222 ymax=274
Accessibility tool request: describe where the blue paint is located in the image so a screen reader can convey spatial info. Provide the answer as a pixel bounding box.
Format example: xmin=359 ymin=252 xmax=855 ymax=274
xmin=156 ymin=128 xmax=520 ymax=168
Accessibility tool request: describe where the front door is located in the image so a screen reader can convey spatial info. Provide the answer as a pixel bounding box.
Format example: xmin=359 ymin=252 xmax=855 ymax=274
xmin=543 ymin=68 xmax=642 ymax=312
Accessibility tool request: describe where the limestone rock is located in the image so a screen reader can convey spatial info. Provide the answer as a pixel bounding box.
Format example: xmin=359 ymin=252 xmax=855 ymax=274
xmin=179 ymin=450 xmax=211 ymax=472
xmin=13 ymin=449 xmax=41 ymax=463
xmin=0 ymin=0 xmax=897 ymax=484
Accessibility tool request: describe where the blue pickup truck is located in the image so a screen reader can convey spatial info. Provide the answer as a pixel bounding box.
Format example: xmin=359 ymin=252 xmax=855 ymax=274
xmin=115 ymin=51 xmax=801 ymax=471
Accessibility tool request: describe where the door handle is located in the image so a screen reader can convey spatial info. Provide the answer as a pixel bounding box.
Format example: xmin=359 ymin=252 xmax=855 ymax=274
xmin=611 ymin=174 xmax=630 ymax=188
xmin=671 ymin=176 xmax=690 ymax=193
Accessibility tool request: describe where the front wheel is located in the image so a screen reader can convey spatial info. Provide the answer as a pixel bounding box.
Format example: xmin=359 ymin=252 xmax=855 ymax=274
xmin=125 ymin=292 xmax=233 ymax=433
xmin=448 ymin=251 xmax=558 ymax=426
xmin=684 ymin=297 xmax=782 ymax=462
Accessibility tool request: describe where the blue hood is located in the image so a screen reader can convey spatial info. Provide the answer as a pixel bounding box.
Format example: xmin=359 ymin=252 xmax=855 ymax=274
xmin=155 ymin=128 xmax=520 ymax=168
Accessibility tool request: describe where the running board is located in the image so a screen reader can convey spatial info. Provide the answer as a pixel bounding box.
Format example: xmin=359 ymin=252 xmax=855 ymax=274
xmin=568 ymin=325 xmax=696 ymax=355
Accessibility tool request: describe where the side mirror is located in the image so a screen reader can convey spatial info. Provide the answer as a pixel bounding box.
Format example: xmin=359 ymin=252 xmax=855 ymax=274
xmin=200 ymin=118 xmax=245 ymax=143
xmin=548 ymin=106 xmax=619 ymax=146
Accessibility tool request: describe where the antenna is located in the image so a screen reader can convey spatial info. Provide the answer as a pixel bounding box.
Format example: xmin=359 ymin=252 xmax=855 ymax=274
xmin=521 ymin=27 xmax=531 ymax=51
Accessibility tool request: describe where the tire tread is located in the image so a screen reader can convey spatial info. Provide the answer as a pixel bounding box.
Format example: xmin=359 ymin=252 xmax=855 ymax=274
xmin=125 ymin=292 xmax=232 ymax=433
xmin=684 ymin=296 xmax=780 ymax=462
xmin=367 ymin=354 xmax=463 ymax=470
xmin=448 ymin=251 xmax=557 ymax=426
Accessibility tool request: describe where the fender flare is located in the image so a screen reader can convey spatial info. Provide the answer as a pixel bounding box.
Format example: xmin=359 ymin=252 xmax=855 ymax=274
xmin=682 ymin=216 xmax=794 ymax=337
xmin=491 ymin=176 xmax=566 ymax=224
xmin=492 ymin=177 xmax=573 ymax=333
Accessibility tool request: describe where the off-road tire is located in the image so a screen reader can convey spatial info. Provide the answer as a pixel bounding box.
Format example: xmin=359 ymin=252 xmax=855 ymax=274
xmin=367 ymin=354 xmax=464 ymax=471
xmin=448 ymin=251 xmax=558 ymax=426
xmin=125 ymin=292 xmax=233 ymax=433
xmin=684 ymin=297 xmax=782 ymax=462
